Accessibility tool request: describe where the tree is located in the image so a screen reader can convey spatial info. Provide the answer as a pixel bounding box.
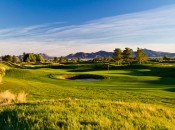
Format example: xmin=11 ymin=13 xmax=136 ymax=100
xmin=107 ymin=56 xmax=113 ymax=62
xmin=77 ymin=57 xmax=81 ymax=62
xmin=71 ymin=58 xmax=78 ymax=63
xmin=113 ymin=48 xmax=123 ymax=65
xmin=93 ymin=57 xmax=101 ymax=62
xmin=35 ymin=54 xmax=44 ymax=63
xmin=59 ymin=56 xmax=67 ymax=63
xmin=122 ymin=47 xmax=133 ymax=64
xmin=135 ymin=48 xmax=148 ymax=64
xmin=19 ymin=55 xmax=23 ymax=63
xmin=53 ymin=57 xmax=58 ymax=63
xmin=156 ymin=58 xmax=163 ymax=63
xmin=2 ymin=55 xmax=12 ymax=62
xmin=163 ymin=55 xmax=171 ymax=62
xmin=23 ymin=53 xmax=36 ymax=63
xmin=12 ymin=55 xmax=17 ymax=63
xmin=102 ymin=56 xmax=108 ymax=63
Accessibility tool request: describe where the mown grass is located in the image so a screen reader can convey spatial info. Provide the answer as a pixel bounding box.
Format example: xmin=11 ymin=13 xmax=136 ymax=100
xmin=1 ymin=64 xmax=175 ymax=107
xmin=1 ymin=63 xmax=175 ymax=129
xmin=1 ymin=99 xmax=175 ymax=130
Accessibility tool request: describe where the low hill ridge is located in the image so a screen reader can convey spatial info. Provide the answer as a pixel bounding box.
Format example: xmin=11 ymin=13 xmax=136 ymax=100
xmin=65 ymin=49 xmax=175 ymax=59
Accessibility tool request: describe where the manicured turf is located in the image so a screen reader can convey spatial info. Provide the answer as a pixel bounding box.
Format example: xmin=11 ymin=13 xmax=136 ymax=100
xmin=1 ymin=63 xmax=175 ymax=107
xmin=0 ymin=63 xmax=175 ymax=129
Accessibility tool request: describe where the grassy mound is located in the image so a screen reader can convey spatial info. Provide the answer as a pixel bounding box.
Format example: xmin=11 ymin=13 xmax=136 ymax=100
xmin=0 ymin=99 xmax=175 ymax=130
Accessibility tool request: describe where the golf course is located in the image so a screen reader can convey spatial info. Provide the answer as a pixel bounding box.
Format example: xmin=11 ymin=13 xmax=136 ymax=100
xmin=0 ymin=62 xmax=175 ymax=129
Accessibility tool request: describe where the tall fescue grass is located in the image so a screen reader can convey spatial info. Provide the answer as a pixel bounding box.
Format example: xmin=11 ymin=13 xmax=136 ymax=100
xmin=0 ymin=67 xmax=6 ymax=83
xmin=0 ymin=90 xmax=27 ymax=104
xmin=0 ymin=67 xmax=6 ymax=75
xmin=16 ymin=92 xmax=27 ymax=103
xmin=0 ymin=90 xmax=15 ymax=104
xmin=0 ymin=99 xmax=175 ymax=129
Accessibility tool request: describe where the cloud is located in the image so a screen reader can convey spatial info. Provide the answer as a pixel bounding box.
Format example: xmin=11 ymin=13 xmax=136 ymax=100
xmin=0 ymin=5 xmax=175 ymax=56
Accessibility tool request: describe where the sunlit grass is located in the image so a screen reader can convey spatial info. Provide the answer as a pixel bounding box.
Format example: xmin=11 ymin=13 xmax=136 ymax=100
xmin=1 ymin=63 xmax=175 ymax=129
xmin=0 ymin=90 xmax=27 ymax=104
xmin=0 ymin=99 xmax=175 ymax=129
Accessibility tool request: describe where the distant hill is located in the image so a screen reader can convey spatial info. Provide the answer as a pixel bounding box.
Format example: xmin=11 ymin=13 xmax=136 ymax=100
xmin=142 ymin=49 xmax=175 ymax=58
xmin=39 ymin=53 xmax=54 ymax=60
xmin=66 ymin=51 xmax=113 ymax=59
xmin=35 ymin=49 xmax=175 ymax=59
xmin=65 ymin=49 xmax=175 ymax=59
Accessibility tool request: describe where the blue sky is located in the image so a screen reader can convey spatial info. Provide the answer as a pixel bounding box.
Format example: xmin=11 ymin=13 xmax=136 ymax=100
xmin=0 ymin=0 xmax=175 ymax=56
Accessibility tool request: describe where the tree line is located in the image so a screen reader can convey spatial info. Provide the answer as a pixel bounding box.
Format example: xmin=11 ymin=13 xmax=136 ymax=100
xmin=1 ymin=53 xmax=45 ymax=63
xmin=1 ymin=53 xmax=69 ymax=64
xmin=113 ymin=47 xmax=148 ymax=65
xmin=0 ymin=48 xmax=173 ymax=64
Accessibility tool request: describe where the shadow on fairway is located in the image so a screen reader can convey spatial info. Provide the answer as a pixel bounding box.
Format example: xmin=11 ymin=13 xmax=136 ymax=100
xmin=110 ymin=66 xmax=175 ymax=87
xmin=165 ymin=88 xmax=175 ymax=92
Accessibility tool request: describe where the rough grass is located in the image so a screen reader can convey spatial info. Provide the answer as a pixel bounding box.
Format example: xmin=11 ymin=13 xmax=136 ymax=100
xmin=0 ymin=90 xmax=15 ymax=104
xmin=0 ymin=99 xmax=175 ymax=130
xmin=0 ymin=90 xmax=27 ymax=104
xmin=16 ymin=92 xmax=27 ymax=103
xmin=0 ymin=66 xmax=6 ymax=83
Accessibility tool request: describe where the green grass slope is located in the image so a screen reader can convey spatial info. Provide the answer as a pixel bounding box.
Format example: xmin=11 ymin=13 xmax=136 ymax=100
xmin=1 ymin=63 xmax=175 ymax=129
xmin=1 ymin=64 xmax=175 ymax=107
xmin=0 ymin=99 xmax=175 ymax=130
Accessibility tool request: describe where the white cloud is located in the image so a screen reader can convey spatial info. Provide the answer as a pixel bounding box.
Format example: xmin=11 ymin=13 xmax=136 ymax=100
xmin=0 ymin=5 xmax=175 ymax=56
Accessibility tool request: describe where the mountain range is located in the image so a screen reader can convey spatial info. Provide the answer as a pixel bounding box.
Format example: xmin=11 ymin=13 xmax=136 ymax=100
xmin=65 ymin=49 xmax=175 ymax=59
xmin=38 ymin=49 xmax=175 ymax=59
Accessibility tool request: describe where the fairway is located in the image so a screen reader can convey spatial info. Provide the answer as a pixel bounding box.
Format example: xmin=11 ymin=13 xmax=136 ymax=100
xmin=1 ymin=64 xmax=175 ymax=106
